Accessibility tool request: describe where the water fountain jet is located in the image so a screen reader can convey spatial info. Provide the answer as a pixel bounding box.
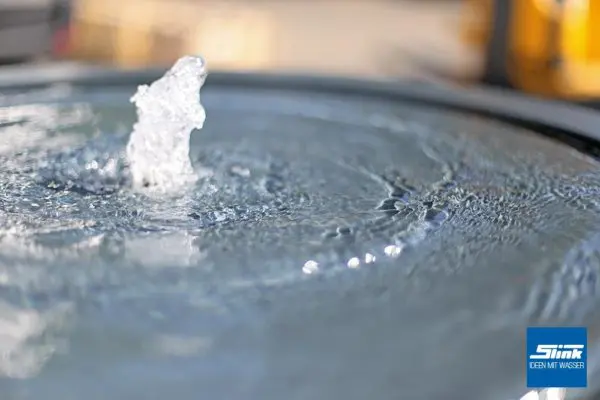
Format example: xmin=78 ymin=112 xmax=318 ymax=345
xmin=126 ymin=55 xmax=210 ymax=193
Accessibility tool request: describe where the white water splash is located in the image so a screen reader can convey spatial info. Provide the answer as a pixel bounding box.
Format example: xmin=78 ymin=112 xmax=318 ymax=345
xmin=126 ymin=56 xmax=210 ymax=192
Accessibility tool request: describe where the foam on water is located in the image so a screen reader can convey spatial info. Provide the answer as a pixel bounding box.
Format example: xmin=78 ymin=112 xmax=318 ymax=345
xmin=126 ymin=56 xmax=209 ymax=192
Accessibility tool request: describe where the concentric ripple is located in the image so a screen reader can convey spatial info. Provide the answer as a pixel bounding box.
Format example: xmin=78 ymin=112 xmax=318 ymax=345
xmin=1 ymin=83 xmax=600 ymax=399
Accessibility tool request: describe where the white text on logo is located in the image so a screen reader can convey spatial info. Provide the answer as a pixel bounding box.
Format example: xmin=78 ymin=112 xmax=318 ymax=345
xmin=529 ymin=344 xmax=584 ymax=360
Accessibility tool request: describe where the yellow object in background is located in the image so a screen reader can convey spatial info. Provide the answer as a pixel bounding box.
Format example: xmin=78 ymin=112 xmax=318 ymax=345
xmin=68 ymin=0 xmax=274 ymax=70
xmin=184 ymin=6 xmax=274 ymax=70
xmin=113 ymin=1 xmax=155 ymax=68
xmin=460 ymin=0 xmax=492 ymax=48
xmin=69 ymin=0 xmax=159 ymax=67
xmin=462 ymin=0 xmax=600 ymax=101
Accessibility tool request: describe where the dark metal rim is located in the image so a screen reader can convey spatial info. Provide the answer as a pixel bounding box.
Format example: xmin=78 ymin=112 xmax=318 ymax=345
xmin=1 ymin=66 xmax=600 ymax=151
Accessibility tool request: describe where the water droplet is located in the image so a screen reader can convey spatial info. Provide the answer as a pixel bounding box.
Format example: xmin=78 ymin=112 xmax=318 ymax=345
xmin=364 ymin=253 xmax=376 ymax=264
xmin=347 ymin=257 xmax=360 ymax=269
xmin=384 ymin=244 xmax=403 ymax=258
xmin=302 ymin=260 xmax=319 ymax=274
xmin=85 ymin=160 xmax=98 ymax=170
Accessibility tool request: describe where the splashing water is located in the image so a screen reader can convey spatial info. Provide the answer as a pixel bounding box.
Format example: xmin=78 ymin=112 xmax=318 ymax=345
xmin=126 ymin=56 xmax=209 ymax=192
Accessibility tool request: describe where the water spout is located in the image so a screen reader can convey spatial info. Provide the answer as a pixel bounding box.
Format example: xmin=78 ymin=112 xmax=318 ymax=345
xmin=126 ymin=56 xmax=209 ymax=193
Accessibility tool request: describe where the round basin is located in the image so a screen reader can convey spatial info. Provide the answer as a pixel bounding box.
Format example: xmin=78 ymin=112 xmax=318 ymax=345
xmin=0 ymin=66 xmax=599 ymax=400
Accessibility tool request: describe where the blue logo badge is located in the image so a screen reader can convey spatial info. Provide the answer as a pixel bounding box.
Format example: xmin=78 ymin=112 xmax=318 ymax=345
xmin=527 ymin=327 xmax=587 ymax=388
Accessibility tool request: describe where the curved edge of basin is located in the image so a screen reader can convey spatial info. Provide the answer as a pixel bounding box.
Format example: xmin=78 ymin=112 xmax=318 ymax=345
xmin=0 ymin=65 xmax=599 ymax=151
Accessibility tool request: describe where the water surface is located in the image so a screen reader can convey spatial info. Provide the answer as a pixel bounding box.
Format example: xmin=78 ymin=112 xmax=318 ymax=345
xmin=0 ymin=82 xmax=599 ymax=400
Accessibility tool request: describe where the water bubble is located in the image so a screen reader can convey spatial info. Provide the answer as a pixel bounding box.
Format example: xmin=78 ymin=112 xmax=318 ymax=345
xmin=347 ymin=257 xmax=360 ymax=269
xmin=364 ymin=253 xmax=376 ymax=264
xmin=302 ymin=260 xmax=319 ymax=274
xmin=384 ymin=244 xmax=403 ymax=258
xmin=229 ymin=165 xmax=251 ymax=177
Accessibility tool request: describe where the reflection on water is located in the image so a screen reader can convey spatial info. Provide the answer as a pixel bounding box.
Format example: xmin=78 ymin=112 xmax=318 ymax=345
xmin=0 ymin=300 xmax=71 ymax=379
xmin=0 ymin=82 xmax=600 ymax=399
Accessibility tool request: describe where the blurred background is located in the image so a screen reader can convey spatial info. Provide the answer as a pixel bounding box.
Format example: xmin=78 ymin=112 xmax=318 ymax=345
xmin=0 ymin=0 xmax=475 ymax=80
xmin=1 ymin=0 xmax=600 ymax=100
